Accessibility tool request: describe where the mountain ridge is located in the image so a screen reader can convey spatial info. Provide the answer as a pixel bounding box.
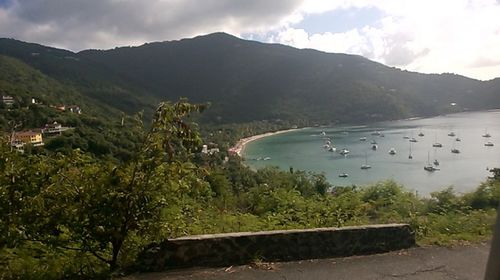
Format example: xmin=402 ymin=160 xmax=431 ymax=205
xmin=1 ymin=33 xmax=499 ymax=125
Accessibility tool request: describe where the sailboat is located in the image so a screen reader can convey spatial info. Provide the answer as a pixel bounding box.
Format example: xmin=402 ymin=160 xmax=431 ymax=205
xmin=361 ymin=152 xmax=372 ymax=169
xmin=433 ymin=148 xmax=439 ymax=166
xmin=408 ymin=141 xmax=413 ymax=159
xmin=482 ymin=129 xmax=491 ymax=138
xmin=451 ymin=140 xmax=460 ymax=154
xmin=424 ymin=151 xmax=439 ymax=172
xmin=433 ymin=133 xmax=443 ymax=147
xmin=339 ymin=148 xmax=349 ymax=155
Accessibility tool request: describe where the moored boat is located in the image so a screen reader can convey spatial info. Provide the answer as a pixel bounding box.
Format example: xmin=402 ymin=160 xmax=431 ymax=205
xmin=339 ymin=148 xmax=349 ymax=155
xmin=424 ymin=151 xmax=439 ymax=172
xmin=482 ymin=129 xmax=491 ymax=138
xmin=361 ymin=152 xmax=371 ymax=169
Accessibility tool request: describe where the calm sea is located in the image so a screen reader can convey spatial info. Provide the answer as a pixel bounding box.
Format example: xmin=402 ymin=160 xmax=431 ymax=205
xmin=243 ymin=110 xmax=500 ymax=195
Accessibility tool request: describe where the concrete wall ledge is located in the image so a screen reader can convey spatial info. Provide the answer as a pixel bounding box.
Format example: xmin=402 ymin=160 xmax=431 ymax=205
xmin=138 ymin=223 xmax=415 ymax=271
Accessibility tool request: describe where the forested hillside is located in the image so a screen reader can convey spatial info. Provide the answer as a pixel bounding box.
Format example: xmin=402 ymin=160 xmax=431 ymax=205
xmin=0 ymin=55 xmax=144 ymax=159
xmin=1 ymin=33 xmax=499 ymax=126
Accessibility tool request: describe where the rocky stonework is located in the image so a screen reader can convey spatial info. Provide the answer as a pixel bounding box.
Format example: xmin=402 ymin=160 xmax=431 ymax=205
xmin=137 ymin=223 xmax=415 ymax=271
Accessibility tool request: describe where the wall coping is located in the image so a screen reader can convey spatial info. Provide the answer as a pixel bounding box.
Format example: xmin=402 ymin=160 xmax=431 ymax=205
xmin=172 ymin=223 xmax=409 ymax=241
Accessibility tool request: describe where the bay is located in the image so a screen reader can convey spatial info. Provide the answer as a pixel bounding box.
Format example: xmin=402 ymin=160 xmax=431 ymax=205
xmin=243 ymin=110 xmax=500 ymax=195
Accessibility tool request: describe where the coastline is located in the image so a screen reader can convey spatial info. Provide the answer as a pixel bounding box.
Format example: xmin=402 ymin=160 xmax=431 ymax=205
xmin=229 ymin=128 xmax=305 ymax=157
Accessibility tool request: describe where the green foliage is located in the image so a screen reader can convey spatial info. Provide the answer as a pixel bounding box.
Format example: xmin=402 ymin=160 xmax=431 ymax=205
xmin=0 ymin=100 xmax=209 ymax=277
xmin=428 ymin=187 xmax=465 ymax=213
xmin=1 ymin=100 xmax=499 ymax=278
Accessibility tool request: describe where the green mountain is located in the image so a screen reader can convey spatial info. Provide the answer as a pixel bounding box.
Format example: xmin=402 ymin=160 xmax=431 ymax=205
xmin=1 ymin=33 xmax=499 ymax=126
xmin=0 ymin=55 xmax=143 ymax=159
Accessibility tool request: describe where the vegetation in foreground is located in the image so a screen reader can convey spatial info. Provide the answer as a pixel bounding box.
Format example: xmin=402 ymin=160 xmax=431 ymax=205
xmin=0 ymin=100 xmax=499 ymax=279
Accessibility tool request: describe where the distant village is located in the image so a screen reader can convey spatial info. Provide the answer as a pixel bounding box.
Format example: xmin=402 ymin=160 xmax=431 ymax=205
xmin=2 ymin=95 xmax=81 ymax=153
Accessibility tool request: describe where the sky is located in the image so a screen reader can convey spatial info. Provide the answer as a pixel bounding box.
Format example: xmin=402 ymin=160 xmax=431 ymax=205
xmin=1 ymin=0 xmax=500 ymax=80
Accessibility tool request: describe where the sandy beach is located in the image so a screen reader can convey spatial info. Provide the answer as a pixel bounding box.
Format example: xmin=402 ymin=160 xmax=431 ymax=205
xmin=229 ymin=128 xmax=303 ymax=157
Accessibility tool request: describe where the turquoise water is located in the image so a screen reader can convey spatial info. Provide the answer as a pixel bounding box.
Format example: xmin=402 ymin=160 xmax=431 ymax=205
xmin=243 ymin=110 xmax=500 ymax=195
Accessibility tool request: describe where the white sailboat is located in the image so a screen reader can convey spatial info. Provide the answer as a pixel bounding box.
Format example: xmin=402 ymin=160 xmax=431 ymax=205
xmin=424 ymin=151 xmax=439 ymax=172
xmin=482 ymin=129 xmax=491 ymax=138
xmin=339 ymin=148 xmax=349 ymax=155
xmin=451 ymin=140 xmax=460 ymax=153
xmin=433 ymin=148 xmax=439 ymax=166
xmin=361 ymin=152 xmax=371 ymax=169
xmin=433 ymin=133 xmax=443 ymax=147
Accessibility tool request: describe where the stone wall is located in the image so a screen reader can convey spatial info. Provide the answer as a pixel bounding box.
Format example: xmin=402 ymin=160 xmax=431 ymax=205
xmin=138 ymin=223 xmax=415 ymax=271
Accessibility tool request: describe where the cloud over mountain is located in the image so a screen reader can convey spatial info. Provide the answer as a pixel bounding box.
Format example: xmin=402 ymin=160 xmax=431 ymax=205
xmin=1 ymin=0 xmax=500 ymax=80
xmin=0 ymin=0 xmax=302 ymax=50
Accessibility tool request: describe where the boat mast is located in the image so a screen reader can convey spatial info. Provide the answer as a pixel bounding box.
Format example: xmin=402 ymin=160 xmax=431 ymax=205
xmin=409 ymin=141 xmax=413 ymax=159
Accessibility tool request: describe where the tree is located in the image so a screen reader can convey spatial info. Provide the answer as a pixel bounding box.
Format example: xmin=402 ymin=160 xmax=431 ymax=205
xmin=1 ymin=99 xmax=208 ymax=273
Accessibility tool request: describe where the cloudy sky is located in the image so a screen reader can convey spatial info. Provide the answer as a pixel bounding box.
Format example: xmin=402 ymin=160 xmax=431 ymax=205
xmin=1 ymin=0 xmax=500 ymax=80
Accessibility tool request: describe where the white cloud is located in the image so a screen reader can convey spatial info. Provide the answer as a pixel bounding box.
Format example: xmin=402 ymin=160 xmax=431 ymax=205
xmin=0 ymin=0 xmax=499 ymax=79
xmin=270 ymin=0 xmax=500 ymax=80
xmin=0 ymin=0 xmax=303 ymax=50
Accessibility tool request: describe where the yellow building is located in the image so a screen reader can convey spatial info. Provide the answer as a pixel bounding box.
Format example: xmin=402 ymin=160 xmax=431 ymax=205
xmin=14 ymin=131 xmax=44 ymax=146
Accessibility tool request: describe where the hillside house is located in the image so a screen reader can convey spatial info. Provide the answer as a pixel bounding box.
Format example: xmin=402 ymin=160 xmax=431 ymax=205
xmin=201 ymin=143 xmax=220 ymax=155
xmin=67 ymin=105 xmax=82 ymax=114
xmin=42 ymin=122 xmax=70 ymax=136
xmin=2 ymin=95 xmax=15 ymax=106
xmin=53 ymin=105 xmax=66 ymax=111
xmin=12 ymin=130 xmax=44 ymax=147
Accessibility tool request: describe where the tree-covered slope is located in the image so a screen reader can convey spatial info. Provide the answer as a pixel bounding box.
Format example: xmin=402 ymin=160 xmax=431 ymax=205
xmin=0 ymin=55 xmax=143 ymax=160
xmin=1 ymin=33 xmax=499 ymax=125
xmin=0 ymin=38 xmax=156 ymax=115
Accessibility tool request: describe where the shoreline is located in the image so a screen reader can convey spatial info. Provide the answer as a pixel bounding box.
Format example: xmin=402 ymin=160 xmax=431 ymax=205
xmin=229 ymin=128 xmax=305 ymax=157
